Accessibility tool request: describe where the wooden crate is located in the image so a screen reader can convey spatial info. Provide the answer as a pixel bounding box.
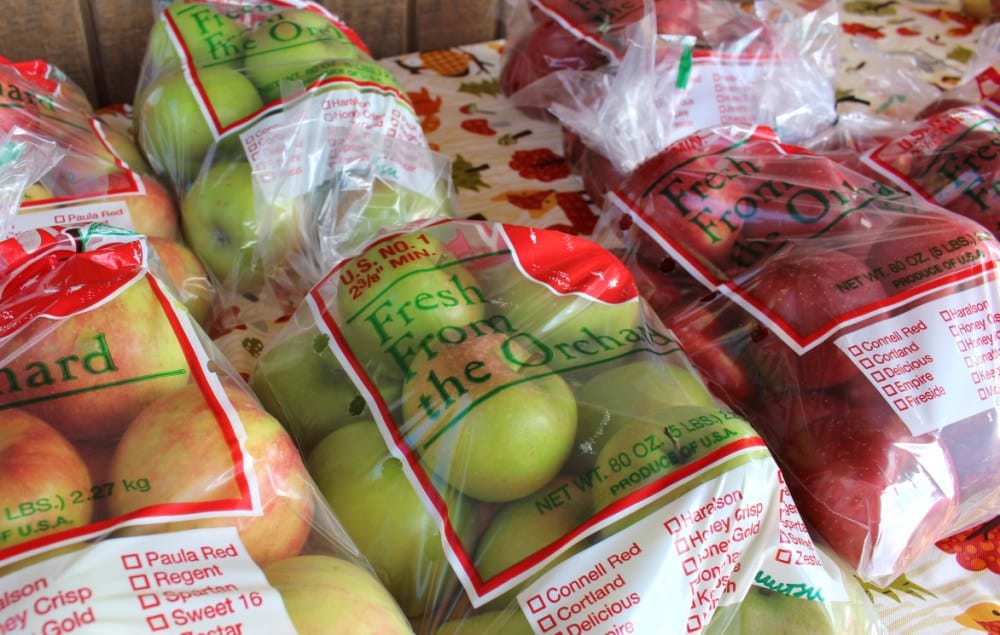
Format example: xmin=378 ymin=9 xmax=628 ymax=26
xmin=0 ymin=0 xmax=505 ymax=107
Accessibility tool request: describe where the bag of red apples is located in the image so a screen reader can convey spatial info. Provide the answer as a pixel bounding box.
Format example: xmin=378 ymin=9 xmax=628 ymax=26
xmin=596 ymin=122 xmax=1000 ymax=584
xmin=134 ymin=0 xmax=451 ymax=317
xmin=0 ymin=222 xmax=423 ymax=632
xmin=247 ymin=216 xmax=885 ymax=633
xmin=499 ymin=0 xmax=839 ymax=209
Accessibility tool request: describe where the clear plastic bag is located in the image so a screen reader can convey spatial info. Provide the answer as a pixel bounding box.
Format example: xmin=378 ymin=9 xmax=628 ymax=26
xmin=0 ymin=223 xmax=413 ymax=633
xmin=509 ymin=0 xmax=839 ymax=208
xmin=249 ymin=217 xmax=885 ymax=633
xmin=597 ymin=123 xmax=1000 ymax=583
xmin=134 ymin=0 xmax=454 ymax=335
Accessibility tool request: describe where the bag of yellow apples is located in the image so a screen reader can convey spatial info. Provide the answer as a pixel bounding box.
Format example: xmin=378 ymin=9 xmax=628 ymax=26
xmin=249 ymin=217 xmax=885 ymax=633
xmin=0 ymin=222 xmax=413 ymax=633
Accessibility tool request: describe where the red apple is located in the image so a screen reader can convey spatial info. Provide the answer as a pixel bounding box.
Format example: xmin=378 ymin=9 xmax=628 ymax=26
xmin=621 ymin=146 xmax=758 ymax=276
xmin=654 ymin=0 xmax=701 ymax=36
xmin=0 ymin=276 xmax=193 ymax=442
xmin=499 ymin=17 xmax=608 ymax=117
xmin=107 ymin=381 xmax=315 ymax=566
xmin=0 ymin=409 xmax=93 ymax=553
xmin=741 ymin=245 xmax=889 ymax=390
xmin=776 ymin=405 xmax=958 ymax=578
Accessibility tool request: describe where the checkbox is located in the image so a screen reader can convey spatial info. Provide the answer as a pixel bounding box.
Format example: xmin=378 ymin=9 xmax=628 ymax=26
xmin=872 ymin=370 xmax=885 ymax=382
xmin=979 ymin=387 xmax=989 ymax=400
xmin=138 ymin=593 xmax=160 ymax=610
xmin=776 ymin=549 xmax=792 ymax=564
xmin=894 ymin=399 xmax=908 ymax=411
xmin=146 ymin=614 xmax=169 ymax=631
xmin=120 ymin=553 xmax=142 ymax=569
xmin=526 ymin=595 xmax=546 ymax=613
xmin=958 ymin=340 xmax=968 ymax=352
xmin=537 ymin=614 xmax=556 ymax=632
xmin=883 ymin=384 xmax=897 ymax=396
xmin=664 ymin=517 xmax=681 ymax=534
xmin=965 ymin=356 xmax=976 ymax=368
xmin=676 ymin=537 xmax=690 ymax=554
xmin=687 ymin=615 xmax=702 ymax=633
xmin=54 ymin=214 xmax=66 ymax=223
xmin=848 ymin=345 xmax=862 ymax=356
xmin=129 ymin=574 xmax=150 ymax=591
xmin=950 ymin=325 xmax=959 ymax=336
xmin=860 ymin=357 xmax=874 ymax=369
xmin=940 ymin=310 xmax=952 ymax=322
xmin=682 ymin=557 xmax=698 ymax=575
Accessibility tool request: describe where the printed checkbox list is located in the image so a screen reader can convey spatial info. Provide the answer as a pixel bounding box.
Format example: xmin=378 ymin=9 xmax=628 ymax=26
xmin=519 ymin=543 xmax=643 ymax=635
xmin=836 ymin=284 xmax=1000 ymax=436
xmin=117 ymin=542 xmax=250 ymax=634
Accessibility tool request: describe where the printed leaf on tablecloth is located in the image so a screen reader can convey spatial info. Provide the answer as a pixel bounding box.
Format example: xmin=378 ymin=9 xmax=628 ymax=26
xmin=408 ymin=87 xmax=443 ymax=133
xmin=935 ymin=517 xmax=1000 ymax=574
xmin=509 ymin=148 xmax=570 ymax=182
xmin=452 ymin=154 xmax=491 ymax=192
xmin=458 ymin=78 xmax=501 ymax=97
xmin=858 ymin=573 xmax=938 ymax=604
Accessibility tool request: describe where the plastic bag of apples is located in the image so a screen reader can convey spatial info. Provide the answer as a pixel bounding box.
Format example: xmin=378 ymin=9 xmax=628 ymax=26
xmin=0 ymin=221 xmax=422 ymax=633
xmin=247 ymin=216 xmax=886 ymax=634
xmin=855 ymin=63 xmax=1000 ymax=241
xmin=134 ymin=0 xmax=453 ymax=334
xmin=504 ymin=0 xmax=839 ymax=210
xmin=597 ymin=122 xmax=1000 ymax=585
xmin=0 ymin=54 xmax=218 ymax=333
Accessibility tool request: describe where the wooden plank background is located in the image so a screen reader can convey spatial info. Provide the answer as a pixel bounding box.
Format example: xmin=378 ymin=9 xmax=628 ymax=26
xmin=0 ymin=0 xmax=505 ymax=108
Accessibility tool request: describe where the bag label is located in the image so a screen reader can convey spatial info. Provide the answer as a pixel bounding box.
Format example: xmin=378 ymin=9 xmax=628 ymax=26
xmin=836 ymin=277 xmax=1000 ymax=435
xmin=0 ymin=528 xmax=295 ymax=634
xmin=515 ymin=461 xmax=845 ymax=635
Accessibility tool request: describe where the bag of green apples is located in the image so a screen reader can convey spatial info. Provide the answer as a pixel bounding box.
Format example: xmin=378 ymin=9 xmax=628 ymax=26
xmin=0 ymin=222 xmax=416 ymax=633
xmin=190 ymin=121 xmax=455 ymax=380
xmin=248 ymin=217 xmax=884 ymax=633
xmin=596 ymin=122 xmax=1000 ymax=585
xmin=135 ymin=1 xmax=451 ymax=337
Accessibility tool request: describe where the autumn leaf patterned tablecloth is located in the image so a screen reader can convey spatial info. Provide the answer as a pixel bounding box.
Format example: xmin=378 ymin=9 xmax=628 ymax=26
xmin=373 ymin=3 xmax=998 ymax=635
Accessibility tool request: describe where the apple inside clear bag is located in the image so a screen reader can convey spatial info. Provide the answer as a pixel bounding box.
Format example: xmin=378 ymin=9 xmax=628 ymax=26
xmin=595 ymin=121 xmax=1000 ymax=588
xmin=248 ymin=216 xmax=885 ymax=633
xmin=0 ymin=223 xmax=422 ymax=633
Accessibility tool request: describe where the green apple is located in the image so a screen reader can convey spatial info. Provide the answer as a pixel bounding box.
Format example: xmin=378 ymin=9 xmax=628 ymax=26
xmin=331 ymin=176 xmax=453 ymax=255
xmin=400 ymin=332 xmax=577 ymax=503
xmin=592 ymin=405 xmax=760 ymax=535
xmin=146 ymin=2 xmax=247 ymax=73
xmin=180 ymin=159 xmax=303 ymax=295
xmin=568 ymin=357 xmax=717 ymax=472
xmin=137 ymin=66 xmax=263 ymax=187
xmin=703 ymin=568 xmax=878 ymax=635
xmin=334 ymin=229 xmax=489 ymax=379
xmin=467 ymin=226 xmax=647 ymax=374
xmin=243 ymin=8 xmax=366 ymax=103
xmin=480 ymin=265 xmax=642 ymax=371
xmin=263 ymin=554 xmax=413 ymax=634
xmin=433 ymin=608 xmax=534 ymax=635
xmin=249 ymin=328 xmax=400 ymax=453
xmin=307 ymin=420 xmax=478 ymax=618
xmin=473 ymin=474 xmax=593 ymax=608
